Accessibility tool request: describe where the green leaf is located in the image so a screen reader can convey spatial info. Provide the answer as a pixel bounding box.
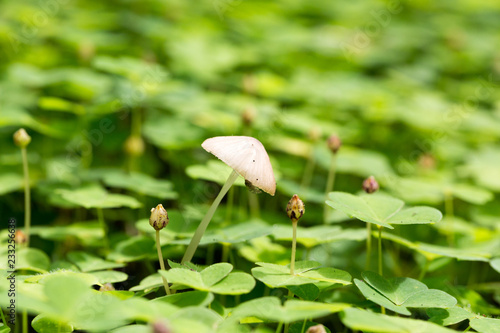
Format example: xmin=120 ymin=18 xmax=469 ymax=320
xmin=359 ymin=271 xmax=456 ymax=311
xmin=362 ymin=271 xmax=427 ymax=305
xmin=354 ymin=279 xmax=410 ymax=316
xmin=88 ymin=169 xmax=178 ymax=199
xmin=315 ymin=146 xmax=395 ymax=178
xmin=3 ymin=248 xmax=51 ymax=273
xmin=470 ymin=317 xmax=500 ymax=333
xmin=160 ymin=263 xmax=255 ymax=295
xmin=154 ymin=291 xmax=214 ymax=308
xmin=200 ymin=262 xmax=232 ymax=286
xmin=387 ymin=206 xmax=443 ymax=225
xmin=286 ymin=284 xmax=320 ymax=301
xmin=490 ymin=258 xmax=500 ymax=274
xmin=38 ymin=96 xmax=84 ymax=115
xmin=0 ymin=173 xmax=23 ymax=195
xmin=209 ymin=272 xmax=256 ymax=295
xmin=380 ymin=232 xmax=491 ymax=262
xmin=30 ymin=222 xmax=104 ymax=246
xmin=67 ymin=251 xmax=124 ymax=272
xmin=172 ymin=221 xmax=273 ymax=245
xmin=252 ymin=261 xmax=351 ymax=289
xmin=109 ymin=325 xmax=150 ymax=333
xmin=271 ymin=225 xmax=366 ymax=248
xmin=341 ymin=307 xmax=458 ymax=333
xmin=57 ymin=183 xmax=142 ymax=209
xmin=427 ymin=307 xmax=474 ymax=326
xmin=186 ymin=160 xmax=245 ymax=187
xmin=225 ymin=297 xmax=349 ymax=325
xmin=143 ymin=114 xmax=205 ymax=149
xmin=129 ymin=273 xmax=162 ymax=292
xmin=238 ymin=237 xmax=290 ymax=265
xmin=32 ymin=314 xmax=74 ymax=333
xmin=462 ymin=147 xmax=500 ymax=191
xmin=90 ymin=271 xmax=128 ymax=284
xmin=107 ymin=236 xmax=155 ymax=263
xmin=327 ymin=192 xmax=404 ymax=228
xmin=403 ymin=289 xmax=457 ymax=308
xmin=384 ymin=176 xmax=493 ymax=205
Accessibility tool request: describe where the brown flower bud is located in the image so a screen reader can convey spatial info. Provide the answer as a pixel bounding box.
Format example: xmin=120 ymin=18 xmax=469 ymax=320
xmin=306 ymin=324 xmax=327 ymax=333
xmin=99 ymin=283 xmax=115 ymax=292
xmin=286 ymin=194 xmax=305 ymax=222
xmin=149 ymin=204 xmax=169 ymax=231
xmin=13 ymin=128 xmax=31 ymax=148
xmin=15 ymin=230 xmax=27 ymax=245
xmin=326 ymin=135 xmax=341 ymax=154
xmin=152 ymin=321 xmax=171 ymax=333
xmin=362 ymin=176 xmax=379 ymax=194
xmin=241 ymin=107 xmax=256 ymax=126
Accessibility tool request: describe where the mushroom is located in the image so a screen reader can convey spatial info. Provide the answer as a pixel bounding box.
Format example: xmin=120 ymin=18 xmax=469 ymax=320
xmin=181 ymin=136 xmax=276 ymax=264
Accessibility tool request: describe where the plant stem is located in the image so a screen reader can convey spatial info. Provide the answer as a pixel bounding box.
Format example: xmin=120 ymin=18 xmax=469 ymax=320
xmin=276 ymin=322 xmax=283 ymax=333
xmin=21 ymin=147 xmax=30 ymax=247
xmin=96 ymin=208 xmax=109 ymax=251
xmin=366 ymin=223 xmax=372 ymax=270
xmin=22 ymin=311 xmax=27 ymax=333
xmin=444 ymin=192 xmax=454 ymax=246
xmin=0 ymin=309 xmax=8 ymax=328
xmin=290 ymin=220 xmax=298 ymax=275
xmin=419 ymin=258 xmax=430 ymax=281
xmin=300 ymin=319 xmax=307 ymax=333
xmin=377 ymin=226 xmax=383 ymax=276
xmin=323 ymin=154 xmax=337 ymax=223
xmin=182 ymin=170 xmax=239 ymax=264
xmin=156 ymin=230 xmax=171 ymax=295
xmin=222 ymin=243 xmax=230 ymax=262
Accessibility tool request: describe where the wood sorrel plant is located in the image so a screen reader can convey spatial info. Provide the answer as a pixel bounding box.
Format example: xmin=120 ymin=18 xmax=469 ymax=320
xmin=286 ymin=194 xmax=305 ymax=275
xmin=181 ymin=136 xmax=276 ymax=264
xmin=13 ymin=128 xmax=32 ymax=247
xmin=150 ymin=204 xmax=171 ymax=295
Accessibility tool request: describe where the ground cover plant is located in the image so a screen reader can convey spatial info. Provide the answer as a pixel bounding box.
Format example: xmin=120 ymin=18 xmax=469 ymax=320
xmin=1 ymin=0 xmax=500 ymax=332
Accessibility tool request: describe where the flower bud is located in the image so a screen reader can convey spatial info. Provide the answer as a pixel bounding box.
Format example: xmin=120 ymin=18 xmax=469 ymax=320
xmin=149 ymin=204 xmax=169 ymax=231
xmin=362 ymin=176 xmax=379 ymax=194
xmin=99 ymin=283 xmax=115 ymax=292
xmin=15 ymin=230 xmax=27 ymax=245
xmin=124 ymin=135 xmax=145 ymax=156
xmin=306 ymin=324 xmax=327 ymax=333
xmin=152 ymin=321 xmax=171 ymax=333
xmin=13 ymin=128 xmax=31 ymax=148
xmin=241 ymin=107 xmax=256 ymax=127
xmin=326 ymin=134 xmax=341 ymax=154
xmin=286 ymin=194 xmax=305 ymax=222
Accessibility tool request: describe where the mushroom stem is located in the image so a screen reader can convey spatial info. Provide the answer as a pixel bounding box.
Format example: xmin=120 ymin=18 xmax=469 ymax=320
xmin=182 ymin=170 xmax=239 ymax=264
xmin=290 ymin=220 xmax=298 ymax=275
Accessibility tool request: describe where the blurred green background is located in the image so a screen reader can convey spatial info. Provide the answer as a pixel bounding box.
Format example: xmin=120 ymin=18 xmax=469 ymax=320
xmin=1 ymin=0 xmax=500 ymax=272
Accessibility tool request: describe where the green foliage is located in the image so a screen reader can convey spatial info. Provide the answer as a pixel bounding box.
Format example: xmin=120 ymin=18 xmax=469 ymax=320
xmin=1 ymin=0 xmax=499 ymax=331
xmin=326 ymin=192 xmax=443 ymax=229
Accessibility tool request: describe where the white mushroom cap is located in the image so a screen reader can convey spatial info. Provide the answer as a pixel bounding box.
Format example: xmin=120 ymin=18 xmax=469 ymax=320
xmin=202 ymin=136 xmax=276 ymax=195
